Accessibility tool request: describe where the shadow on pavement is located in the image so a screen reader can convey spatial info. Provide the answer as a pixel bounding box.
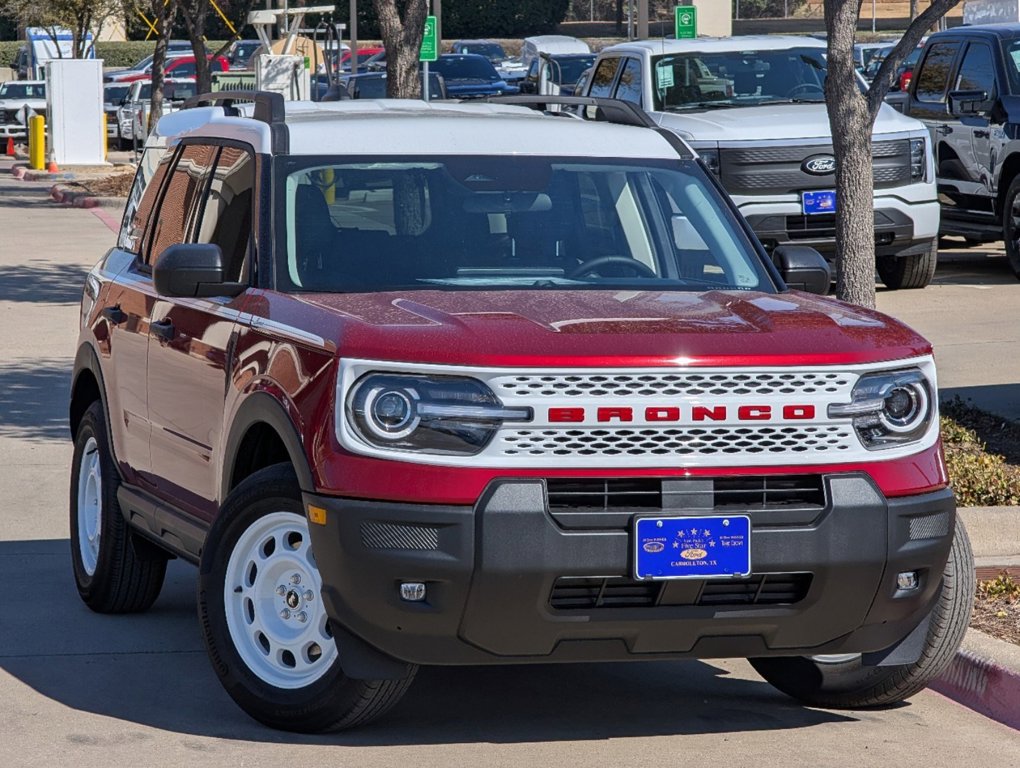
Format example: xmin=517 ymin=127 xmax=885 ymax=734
xmin=943 ymin=383 xmax=1020 ymax=436
xmin=1 ymin=538 xmax=858 ymax=745
xmin=0 ymin=260 xmax=89 ymax=303
xmin=0 ymin=358 xmax=70 ymax=441
xmin=930 ymin=249 xmax=1016 ymax=286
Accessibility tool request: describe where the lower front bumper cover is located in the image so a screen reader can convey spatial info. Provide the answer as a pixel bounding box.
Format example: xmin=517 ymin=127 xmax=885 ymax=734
xmin=306 ymin=474 xmax=955 ymax=668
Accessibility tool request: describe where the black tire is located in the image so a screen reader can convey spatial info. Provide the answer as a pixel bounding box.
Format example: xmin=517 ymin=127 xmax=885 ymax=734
xmin=1002 ymin=175 xmax=1020 ymax=279
xmin=70 ymin=400 xmax=167 ymax=613
xmin=750 ymin=518 xmax=974 ymax=709
xmin=198 ymin=464 xmax=416 ymax=733
xmin=877 ymin=239 xmax=938 ymax=289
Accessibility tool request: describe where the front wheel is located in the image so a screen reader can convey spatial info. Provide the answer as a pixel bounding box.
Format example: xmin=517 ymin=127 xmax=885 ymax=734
xmin=1002 ymin=175 xmax=1020 ymax=279
xmin=198 ymin=464 xmax=416 ymax=732
xmin=750 ymin=518 xmax=974 ymax=709
xmin=876 ymin=240 xmax=938 ymax=290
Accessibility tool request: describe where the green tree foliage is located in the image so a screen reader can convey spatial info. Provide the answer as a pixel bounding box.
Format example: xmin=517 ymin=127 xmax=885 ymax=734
xmin=732 ymin=0 xmax=808 ymax=18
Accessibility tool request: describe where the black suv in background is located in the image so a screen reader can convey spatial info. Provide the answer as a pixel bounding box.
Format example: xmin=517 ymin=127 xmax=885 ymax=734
xmin=904 ymin=24 xmax=1020 ymax=277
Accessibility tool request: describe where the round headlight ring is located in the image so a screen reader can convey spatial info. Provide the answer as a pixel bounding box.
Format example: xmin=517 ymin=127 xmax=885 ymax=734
xmin=879 ymin=380 xmax=928 ymax=434
xmin=363 ymin=386 xmax=421 ymax=440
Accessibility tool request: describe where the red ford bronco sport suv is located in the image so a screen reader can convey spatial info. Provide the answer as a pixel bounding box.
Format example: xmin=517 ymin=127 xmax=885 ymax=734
xmin=70 ymin=92 xmax=973 ymax=732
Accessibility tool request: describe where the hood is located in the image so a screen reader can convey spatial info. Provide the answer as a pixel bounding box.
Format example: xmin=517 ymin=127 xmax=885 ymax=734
xmin=290 ymin=289 xmax=930 ymax=368
xmin=655 ymin=101 xmax=926 ymax=143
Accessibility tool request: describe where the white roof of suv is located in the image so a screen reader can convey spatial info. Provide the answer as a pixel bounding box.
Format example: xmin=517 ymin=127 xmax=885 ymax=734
xmin=161 ymin=98 xmax=689 ymax=160
xmin=603 ymin=35 xmax=827 ymax=56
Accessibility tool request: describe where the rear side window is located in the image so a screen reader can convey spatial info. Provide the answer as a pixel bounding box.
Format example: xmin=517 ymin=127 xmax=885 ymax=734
xmin=914 ymin=42 xmax=960 ymax=102
xmin=121 ymin=149 xmax=173 ymax=253
xmin=144 ymin=143 xmax=217 ymax=265
xmin=588 ymin=58 xmax=619 ymax=97
xmin=955 ymin=43 xmax=997 ymax=98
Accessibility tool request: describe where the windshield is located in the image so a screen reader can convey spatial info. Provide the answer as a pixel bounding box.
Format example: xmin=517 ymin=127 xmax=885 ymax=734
xmin=0 ymin=82 xmax=44 ymax=99
xmin=105 ymin=84 xmax=130 ymax=103
xmin=462 ymin=43 xmax=505 ymax=62
xmin=650 ymin=47 xmax=827 ymax=111
xmin=277 ymin=155 xmax=771 ymax=294
xmin=549 ymin=55 xmax=596 ymax=85
xmin=432 ymin=56 xmax=499 ymax=81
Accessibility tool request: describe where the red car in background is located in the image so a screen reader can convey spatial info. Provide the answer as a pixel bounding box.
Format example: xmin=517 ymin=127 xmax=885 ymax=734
xmin=115 ymin=54 xmax=229 ymax=83
xmin=339 ymin=46 xmax=384 ymax=71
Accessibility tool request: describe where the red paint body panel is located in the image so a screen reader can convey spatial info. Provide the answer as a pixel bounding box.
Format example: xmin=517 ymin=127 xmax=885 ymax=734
xmin=306 ymin=442 xmax=950 ymax=505
xmin=279 ymin=288 xmax=931 ymax=367
xmin=234 ymin=288 xmax=943 ymax=505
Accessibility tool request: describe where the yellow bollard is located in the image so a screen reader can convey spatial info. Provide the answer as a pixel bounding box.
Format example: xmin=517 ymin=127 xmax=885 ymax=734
xmin=28 ymin=114 xmax=45 ymax=171
xmin=321 ymin=167 xmax=335 ymax=204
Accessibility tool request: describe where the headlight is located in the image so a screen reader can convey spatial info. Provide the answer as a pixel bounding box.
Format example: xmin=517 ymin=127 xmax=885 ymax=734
xmin=346 ymin=374 xmax=531 ymax=455
xmin=698 ymin=148 xmax=720 ymax=176
xmin=910 ymin=138 xmax=926 ymax=182
xmin=828 ymin=368 xmax=933 ymax=449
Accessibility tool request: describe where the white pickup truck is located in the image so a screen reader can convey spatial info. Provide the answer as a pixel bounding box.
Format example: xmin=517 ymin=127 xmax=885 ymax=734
xmin=579 ymin=36 xmax=941 ymax=289
xmin=0 ymin=80 xmax=46 ymax=140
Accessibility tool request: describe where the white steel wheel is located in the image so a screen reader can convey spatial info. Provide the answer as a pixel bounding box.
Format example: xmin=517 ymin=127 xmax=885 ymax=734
xmin=223 ymin=511 xmax=338 ymax=689
xmin=76 ymin=436 xmax=102 ymax=576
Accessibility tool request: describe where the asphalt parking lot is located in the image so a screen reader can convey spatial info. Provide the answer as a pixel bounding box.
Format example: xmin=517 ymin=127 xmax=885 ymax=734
xmin=2 ymin=160 xmax=1019 ymax=767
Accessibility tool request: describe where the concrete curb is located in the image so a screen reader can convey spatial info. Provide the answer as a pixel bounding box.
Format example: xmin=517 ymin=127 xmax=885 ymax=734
xmin=933 ymin=628 xmax=1020 ymax=731
xmin=9 ymin=164 xmax=75 ymax=182
xmin=50 ymin=183 xmax=125 ymax=210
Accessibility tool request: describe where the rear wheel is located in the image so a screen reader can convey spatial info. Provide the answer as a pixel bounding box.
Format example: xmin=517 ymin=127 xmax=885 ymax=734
xmin=198 ymin=464 xmax=416 ymax=732
xmin=877 ymin=240 xmax=938 ymax=289
xmin=1002 ymin=175 xmax=1020 ymax=279
xmin=750 ymin=518 xmax=973 ymax=708
xmin=70 ymin=401 xmax=167 ymax=613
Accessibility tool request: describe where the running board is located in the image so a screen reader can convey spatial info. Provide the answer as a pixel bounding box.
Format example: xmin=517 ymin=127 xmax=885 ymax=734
xmin=117 ymin=484 xmax=207 ymax=564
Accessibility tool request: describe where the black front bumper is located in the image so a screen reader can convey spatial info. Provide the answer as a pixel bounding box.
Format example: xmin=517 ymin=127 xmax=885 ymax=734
xmin=305 ymin=474 xmax=955 ymax=669
xmin=746 ymin=209 xmax=927 ymax=258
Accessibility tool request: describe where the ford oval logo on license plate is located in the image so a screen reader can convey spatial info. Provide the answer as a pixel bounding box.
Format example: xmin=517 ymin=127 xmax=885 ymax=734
xmin=803 ymin=155 xmax=837 ymax=175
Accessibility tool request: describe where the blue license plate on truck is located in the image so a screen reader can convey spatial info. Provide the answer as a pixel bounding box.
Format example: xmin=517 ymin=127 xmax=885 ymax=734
xmin=634 ymin=515 xmax=751 ymax=580
xmin=802 ymin=190 xmax=836 ymax=215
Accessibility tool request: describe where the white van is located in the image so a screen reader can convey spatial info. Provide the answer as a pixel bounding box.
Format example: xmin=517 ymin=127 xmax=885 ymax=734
xmin=519 ymin=35 xmax=590 ymax=71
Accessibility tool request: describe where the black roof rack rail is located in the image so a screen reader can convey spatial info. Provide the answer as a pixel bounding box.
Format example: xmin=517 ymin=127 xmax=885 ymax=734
xmin=483 ymin=94 xmax=694 ymax=160
xmin=485 ymin=94 xmax=656 ymax=128
xmin=181 ymin=90 xmax=289 ymax=154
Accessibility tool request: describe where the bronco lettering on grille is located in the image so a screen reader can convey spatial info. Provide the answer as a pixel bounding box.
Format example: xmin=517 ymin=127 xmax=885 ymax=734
xmin=547 ymin=405 xmax=816 ymax=423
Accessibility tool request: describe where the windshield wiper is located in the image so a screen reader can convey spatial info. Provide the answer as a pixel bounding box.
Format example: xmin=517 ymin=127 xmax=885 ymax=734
xmin=666 ymin=101 xmax=741 ymax=111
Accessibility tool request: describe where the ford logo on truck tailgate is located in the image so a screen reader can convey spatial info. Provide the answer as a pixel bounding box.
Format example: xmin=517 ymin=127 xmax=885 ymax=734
xmin=803 ymin=155 xmax=837 ymax=175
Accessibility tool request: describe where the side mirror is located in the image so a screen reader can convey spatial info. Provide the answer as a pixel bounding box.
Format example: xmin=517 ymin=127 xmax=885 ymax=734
xmin=772 ymin=245 xmax=831 ymax=295
xmin=153 ymin=243 xmax=244 ymax=298
xmin=948 ymin=89 xmax=990 ymax=116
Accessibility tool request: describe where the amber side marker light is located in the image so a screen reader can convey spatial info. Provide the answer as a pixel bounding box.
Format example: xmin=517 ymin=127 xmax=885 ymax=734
xmin=307 ymin=505 xmax=328 ymax=526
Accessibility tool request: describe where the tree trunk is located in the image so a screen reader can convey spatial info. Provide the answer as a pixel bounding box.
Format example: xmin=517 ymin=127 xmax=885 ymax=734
xmin=824 ymin=0 xmax=962 ymax=307
xmin=824 ymin=0 xmax=876 ymax=308
xmin=374 ymin=0 xmax=429 ymax=99
xmin=181 ymin=0 xmax=212 ymax=95
xmin=149 ymin=0 xmax=177 ymax=128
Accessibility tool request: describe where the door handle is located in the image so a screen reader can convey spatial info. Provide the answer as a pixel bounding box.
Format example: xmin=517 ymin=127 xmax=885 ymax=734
xmin=974 ymin=130 xmax=990 ymax=139
xmin=101 ymin=305 xmax=126 ymax=325
xmin=150 ymin=319 xmax=175 ymax=342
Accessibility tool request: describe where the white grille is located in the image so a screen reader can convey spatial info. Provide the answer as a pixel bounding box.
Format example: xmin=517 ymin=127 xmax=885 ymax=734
xmin=336 ymin=358 xmax=939 ymax=469
xmin=499 ymin=425 xmax=856 ymax=458
xmin=492 ymin=372 xmax=855 ymax=398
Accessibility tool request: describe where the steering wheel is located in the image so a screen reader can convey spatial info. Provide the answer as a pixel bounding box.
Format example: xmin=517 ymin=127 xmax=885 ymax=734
xmin=567 ymin=256 xmax=658 ymax=280
xmin=785 ymin=83 xmax=825 ymax=99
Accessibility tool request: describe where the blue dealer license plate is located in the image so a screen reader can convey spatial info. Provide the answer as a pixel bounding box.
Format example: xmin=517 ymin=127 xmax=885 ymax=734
xmin=802 ymin=189 xmax=837 ymax=215
xmin=634 ymin=515 xmax=751 ymax=580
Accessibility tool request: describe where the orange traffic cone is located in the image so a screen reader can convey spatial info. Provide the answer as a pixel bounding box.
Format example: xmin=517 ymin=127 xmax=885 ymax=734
xmin=5 ymin=137 xmax=13 ymax=156
xmin=47 ymin=158 xmax=58 ymax=173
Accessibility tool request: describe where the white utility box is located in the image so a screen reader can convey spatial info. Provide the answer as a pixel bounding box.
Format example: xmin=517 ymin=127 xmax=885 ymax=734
xmin=255 ymin=54 xmax=310 ymax=100
xmin=46 ymin=58 xmax=105 ymax=165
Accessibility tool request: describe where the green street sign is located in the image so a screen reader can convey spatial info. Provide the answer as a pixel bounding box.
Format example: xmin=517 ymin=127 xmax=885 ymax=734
xmin=675 ymin=5 xmax=697 ymax=39
xmin=420 ymin=15 xmax=438 ymax=62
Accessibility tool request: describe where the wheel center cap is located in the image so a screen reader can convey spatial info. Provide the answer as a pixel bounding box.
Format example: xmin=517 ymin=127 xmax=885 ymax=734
xmin=285 ymin=590 xmax=300 ymax=609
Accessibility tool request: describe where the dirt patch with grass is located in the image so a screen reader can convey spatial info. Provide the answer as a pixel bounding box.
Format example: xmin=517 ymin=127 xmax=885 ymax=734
xmin=941 ymin=398 xmax=1020 ymax=507
xmin=973 ymin=572 xmax=1020 ymax=646
xmin=63 ymin=167 xmax=136 ymax=199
